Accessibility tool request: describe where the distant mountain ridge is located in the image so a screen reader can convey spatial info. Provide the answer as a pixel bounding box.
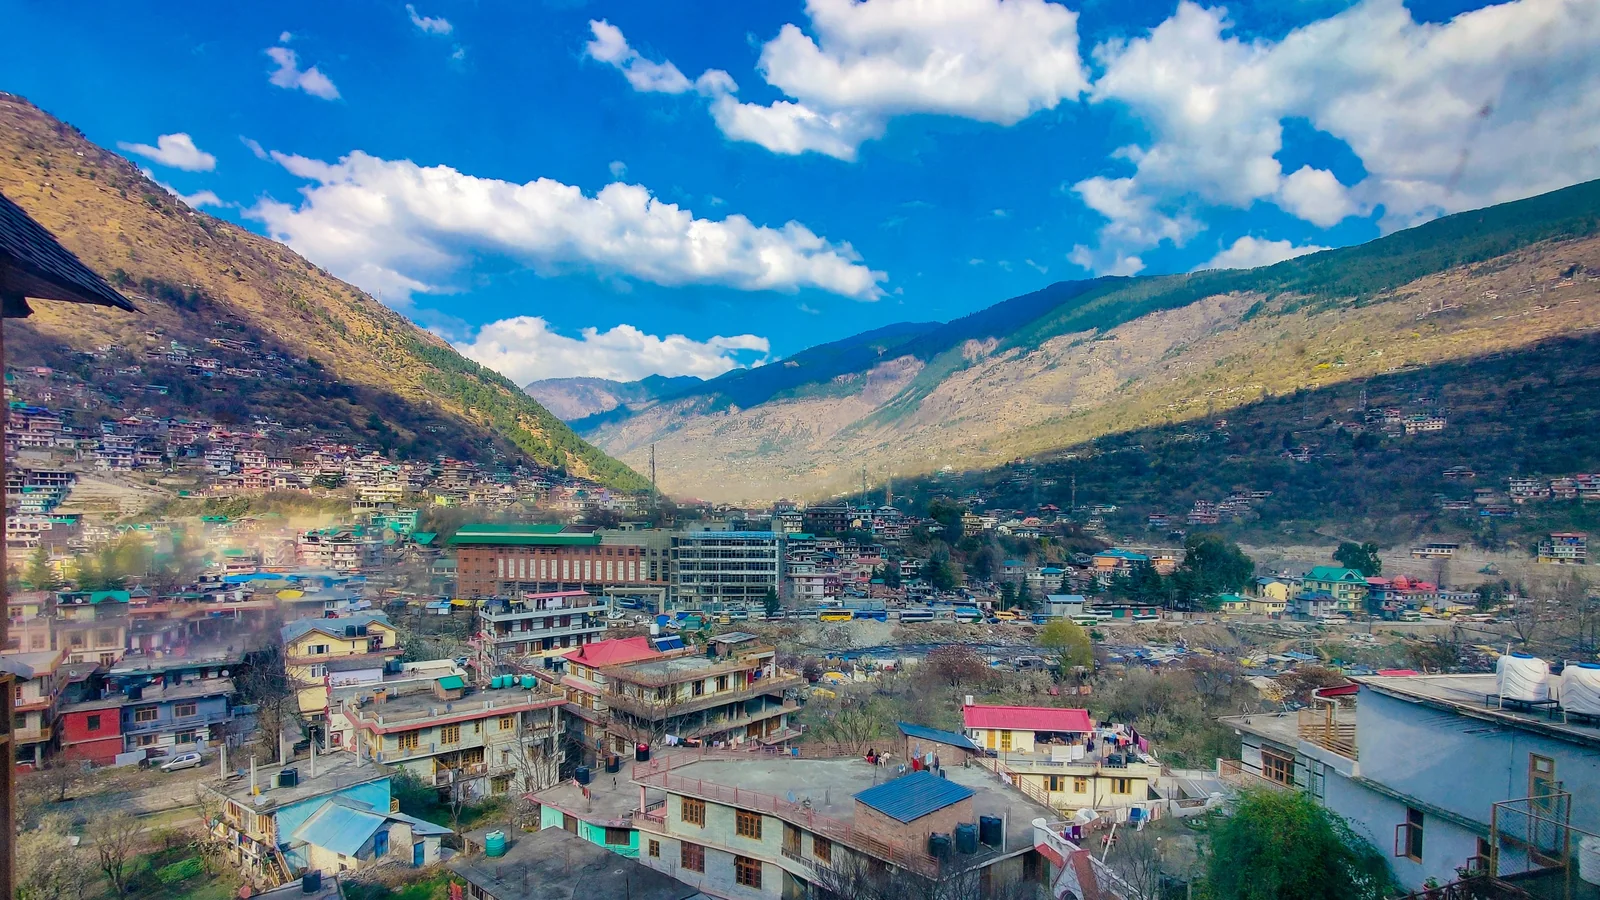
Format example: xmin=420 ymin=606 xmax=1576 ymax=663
xmin=0 ymin=94 xmax=647 ymax=492
xmin=568 ymin=178 xmax=1600 ymax=501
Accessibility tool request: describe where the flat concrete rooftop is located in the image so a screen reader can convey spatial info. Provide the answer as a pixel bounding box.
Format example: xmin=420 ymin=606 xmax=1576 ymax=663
xmin=449 ymin=827 xmax=707 ymax=900
xmin=651 ymin=756 xmax=1048 ymax=856
xmin=534 ymin=767 xmax=665 ymax=826
xmin=215 ymin=751 xmax=387 ymax=811
xmin=1358 ymin=673 xmax=1600 ymax=746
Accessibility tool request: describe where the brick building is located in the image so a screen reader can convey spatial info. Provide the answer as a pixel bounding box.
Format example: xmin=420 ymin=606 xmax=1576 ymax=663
xmin=450 ymin=524 xmax=660 ymax=598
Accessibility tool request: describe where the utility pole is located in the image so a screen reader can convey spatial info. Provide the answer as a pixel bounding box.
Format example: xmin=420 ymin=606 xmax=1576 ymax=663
xmin=649 ymin=443 xmax=657 ymax=519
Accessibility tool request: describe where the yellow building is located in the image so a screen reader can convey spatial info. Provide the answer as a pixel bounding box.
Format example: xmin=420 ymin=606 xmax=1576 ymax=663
xmin=280 ymin=612 xmax=402 ymax=719
xmin=962 ymin=704 xmax=1157 ymax=813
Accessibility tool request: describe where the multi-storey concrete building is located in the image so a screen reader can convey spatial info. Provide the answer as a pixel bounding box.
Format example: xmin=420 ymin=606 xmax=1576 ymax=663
xmin=452 ymin=524 xmax=661 ymax=598
xmin=962 ymin=704 xmax=1160 ymax=815
xmin=0 ymin=649 xmax=66 ymax=768
xmin=631 ymin=757 xmax=1051 ymax=899
xmin=206 ymin=754 xmax=449 ymax=889
xmin=476 ymin=589 xmax=609 ymax=668
xmin=671 ymin=532 xmax=782 ymax=609
xmin=598 ymin=633 xmax=802 ymax=752
xmin=281 ymin=612 xmax=403 ymax=719
xmin=1537 ymin=531 xmax=1587 ymax=565
xmin=333 ymin=673 xmax=563 ymax=799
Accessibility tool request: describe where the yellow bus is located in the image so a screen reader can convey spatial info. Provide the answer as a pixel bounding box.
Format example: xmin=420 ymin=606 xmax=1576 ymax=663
xmin=818 ymin=609 xmax=855 ymax=622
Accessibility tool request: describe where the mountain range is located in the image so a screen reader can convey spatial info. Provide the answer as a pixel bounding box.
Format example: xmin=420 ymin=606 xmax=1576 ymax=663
xmin=0 ymin=94 xmax=646 ymax=493
xmin=530 ymin=180 xmax=1600 ymax=502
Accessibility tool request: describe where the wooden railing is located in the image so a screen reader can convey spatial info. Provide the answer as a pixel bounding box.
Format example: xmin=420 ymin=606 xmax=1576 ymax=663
xmin=1217 ymin=759 xmax=1293 ymax=791
xmin=1298 ymin=708 xmax=1357 ymax=759
xmin=634 ymin=770 xmax=941 ymax=877
xmin=1394 ymin=875 xmax=1529 ymax=900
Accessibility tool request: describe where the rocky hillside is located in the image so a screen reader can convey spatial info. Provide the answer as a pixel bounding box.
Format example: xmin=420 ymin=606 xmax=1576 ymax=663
xmin=0 ymin=94 xmax=647 ymax=492
xmin=577 ymin=180 xmax=1600 ymax=502
xmin=524 ymin=374 xmax=703 ymax=423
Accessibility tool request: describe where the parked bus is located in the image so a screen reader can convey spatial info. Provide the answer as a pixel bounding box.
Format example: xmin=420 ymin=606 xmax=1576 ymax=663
xmin=819 ymin=609 xmax=855 ymax=622
xmin=953 ymin=606 xmax=983 ymax=623
xmin=898 ymin=608 xmax=936 ymax=623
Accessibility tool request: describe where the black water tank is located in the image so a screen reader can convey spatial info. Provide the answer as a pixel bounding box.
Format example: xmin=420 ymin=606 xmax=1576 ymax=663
xmin=979 ymin=815 xmax=1003 ymax=848
xmin=301 ymin=871 xmax=322 ymax=893
xmin=279 ymin=768 xmax=299 ymax=788
xmin=954 ymin=823 xmax=978 ymax=854
xmin=604 ymin=755 xmax=621 ymax=774
xmin=575 ymin=765 xmax=591 ymax=785
xmin=928 ymin=833 xmax=951 ymax=859
xmin=635 ymin=743 xmax=650 ymax=762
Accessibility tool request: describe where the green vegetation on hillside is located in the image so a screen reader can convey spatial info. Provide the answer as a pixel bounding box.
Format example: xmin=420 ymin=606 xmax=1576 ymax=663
xmin=905 ymin=331 xmax=1600 ymax=547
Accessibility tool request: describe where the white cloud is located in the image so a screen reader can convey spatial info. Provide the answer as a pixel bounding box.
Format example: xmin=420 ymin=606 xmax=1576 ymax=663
xmin=248 ymin=149 xmax=886 ymax=303
xmin=584 ymin=19 xmax=698 ymax=94
xmin=117 ymin=133 xmax=216 ymax=171
xmin=240 ymin=136 xmax=270 ymax=160
xmin=608 ymin=160 xmax=627 ymax=180
xmin=143 ymin=168 xmax=225 ymax=209
xmin=590 ymin=0 xmax=1087 ymax=159
xmin=266 ymin=45 xmax=340 ymax=100
xmin=453 ymin=316 xmax=769 ymax=383
xmin=1074 ymin=0 xmax=1600 ymax=262
xmin=406 ymin=4 xmax=452 ymax=35
xmin=279 ymin=31 xmax=293 ymax=43
xmin=1198 ymin=235 xmax=1330 ymax=271
xmin=1068 ymin=244 xmax=1144 ymax=276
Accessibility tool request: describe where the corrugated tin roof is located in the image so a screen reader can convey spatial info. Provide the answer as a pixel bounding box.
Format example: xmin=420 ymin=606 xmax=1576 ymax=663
xmin=897 ymin=721 xmax=978 ymax=751
xmin=447 ymin=524 xmax=598 ymax=547
xmin=564 ymin=636 xmax=660 ymax=668
xmin=291 ymin=800 xmax=386 ymax=858
xmin=962 ymin=704 xmax=1092 ymax=733
xmin=853 ymin=771 xmax=974 ymax=823
xmin=437 ymin=675 xmax=466 ymax=690
xmin=280 ymin=611 xmax=392 ymax=643
xmin=0 ymin=190 xmax=137 ymax=315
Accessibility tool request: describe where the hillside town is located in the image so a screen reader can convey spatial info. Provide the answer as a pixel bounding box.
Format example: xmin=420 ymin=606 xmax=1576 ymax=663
xmin=7 ymin=2 xmax=1600 ymax=899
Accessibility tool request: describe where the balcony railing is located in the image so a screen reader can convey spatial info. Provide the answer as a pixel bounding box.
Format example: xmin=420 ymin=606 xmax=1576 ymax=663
xmin=434 ymin=763 xmax=489 ymax=785
xmin=124 ymin=710 xmax=231 ymax=734
xmin=601 ymin=651 xmax=778 ymax=688
xmin=487 ymin=621 xmax=606 ymax=642
xmin=1298 ymin=708 xmax=1357 ymax=759
xmin=605 ymin=674 xmax=804 ymax=720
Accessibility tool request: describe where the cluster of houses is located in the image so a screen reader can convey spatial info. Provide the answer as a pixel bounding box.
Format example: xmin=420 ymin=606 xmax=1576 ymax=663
xmin=1223 ymin=566 xmax=1486 ymax=621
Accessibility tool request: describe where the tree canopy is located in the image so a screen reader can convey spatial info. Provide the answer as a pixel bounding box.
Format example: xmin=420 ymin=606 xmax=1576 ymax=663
xmin=1335 ymin=541 xmax=1384 ymax=576
xmin=1205 ymin=788 xmax=1392 ymax=900
xmin=1038 ymin=619 xmax=1094 ymax=676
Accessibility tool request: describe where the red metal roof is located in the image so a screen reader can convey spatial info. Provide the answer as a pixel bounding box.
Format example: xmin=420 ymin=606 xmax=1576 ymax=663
xmin=563 ymin=636 xmax=660 ymax=668
xmin=962 ymin=704 xmax=1092 ymax=733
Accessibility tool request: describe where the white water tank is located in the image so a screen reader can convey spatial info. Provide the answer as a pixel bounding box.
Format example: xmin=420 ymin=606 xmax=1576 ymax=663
xmin=1497 ymin=653 xmax=1550 ymax=703
xmin=1559 ymin=662 xmax=1600 ymax=716
xmin=1578 ymin=835 xmax=1600 ymax=886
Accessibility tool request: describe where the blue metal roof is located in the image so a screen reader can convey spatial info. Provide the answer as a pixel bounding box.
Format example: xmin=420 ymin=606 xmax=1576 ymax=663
xmin=279 ymin=611 xmax=391 ymax=643
xmin=853 ymin=771 xmax=975 ymax=823
xmin=291 ymin=800 xmax=386 ymax=857
xmin=896 ymin=722 xmax=978 ymax=752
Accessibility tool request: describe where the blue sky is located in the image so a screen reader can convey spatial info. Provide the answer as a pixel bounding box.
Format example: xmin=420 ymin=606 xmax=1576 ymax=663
xmin=4 ymin=0 xmax=1596 ymax=385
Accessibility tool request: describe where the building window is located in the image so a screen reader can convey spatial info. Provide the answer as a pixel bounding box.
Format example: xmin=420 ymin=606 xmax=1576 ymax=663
xmin=174 ymin=702 xmax=198 ymax=719
xmin=1110 ymin=778 xmax=1132 ymax=795
xmin=309 ymin=644 xmax=329 ymax=655
xmin=736 ymin=810 xmax=762 ymax=840
xmin=1046 ymin=775 xmax=1064 ymax=792
xmin=604 ymin=827 xmax=631 ymax=846
xmin=1261 ymin=748 xmax=1295 ymax=786
xmin=398 ymin=731 xmax=421 ymax=751
xmin=133 ymin=706 xmax=159 ymax=723
xmin=440 ymin=725 xmax=461 ymax=744
xmin=648 ymin=840 xmax=660 ymax=858
xmin=1397 ymin=807 xmax=1425 ymax=862
xmin=681 ymin=842 xmax=705 ymax=873
xmin=1073 ymin=776 xmax=1088 ymax=793
xmin=681 ymin=797 xmax=706 ymax=827
xmin=734 ymin=856 xmax=762 ymax=888
xmin=499 ymin=715 xmax=515 ymax=731
xmin=813 ymin=835 xmax=832 ymax=864
xmin=86 ymin=714 xmax=102 ymax=732
xmin=177 ymin=730 xmax=199 ymax=744
xmin=491 ymin=774 xmax=513 ymax=794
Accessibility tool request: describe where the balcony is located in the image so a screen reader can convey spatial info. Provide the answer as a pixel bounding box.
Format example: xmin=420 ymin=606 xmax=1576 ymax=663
xmin=601 ymin=651 xmax=778 ymax=688
xmin=1298 ymin=707 xmax=1357 ymax=759
xmin=124 ymin=709 xmax=231 ymax=735
xmin=679 ymin=702 xmax=799 ymax=741
xmin=604 ymin=674 xmax=804 ymax=720
xmin=486 ymin=621 xmax=606 ymax=643
xmin=433 ymin=763 xmax=489 ymax=786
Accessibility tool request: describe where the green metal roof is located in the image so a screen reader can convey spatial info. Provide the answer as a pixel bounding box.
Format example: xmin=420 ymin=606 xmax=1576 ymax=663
xmin=448 ymin=524 xmax=600 ymax=547
xmin=437 ymin=675 xmax=466 ymax=690
xmin=411 ymin=532 xmax=438 ymax=546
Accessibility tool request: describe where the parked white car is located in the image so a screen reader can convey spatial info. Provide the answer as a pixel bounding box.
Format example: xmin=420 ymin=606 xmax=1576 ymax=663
xmin=160 ymin=751 xmax=204 ymax=772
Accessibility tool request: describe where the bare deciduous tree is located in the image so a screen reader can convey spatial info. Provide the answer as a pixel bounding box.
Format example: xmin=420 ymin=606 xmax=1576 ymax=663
xmin=86 ymin=807 xmax=145 ymax=898
xmin=1104 ymin=827 xmax=1166 ymax=899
